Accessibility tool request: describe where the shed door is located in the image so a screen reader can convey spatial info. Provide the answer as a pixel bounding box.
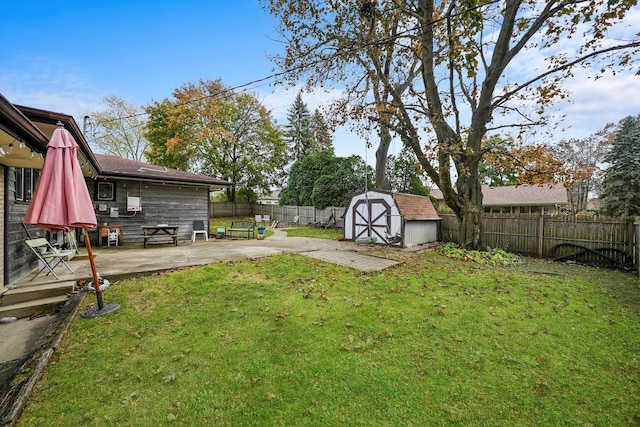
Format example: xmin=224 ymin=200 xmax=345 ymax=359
xmin=351 ymin=197 xmax=391 ymax=243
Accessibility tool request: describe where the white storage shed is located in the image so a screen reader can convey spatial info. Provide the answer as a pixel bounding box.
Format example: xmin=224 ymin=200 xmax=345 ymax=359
xmin=343 ymin=190 xmax=441 ymax=247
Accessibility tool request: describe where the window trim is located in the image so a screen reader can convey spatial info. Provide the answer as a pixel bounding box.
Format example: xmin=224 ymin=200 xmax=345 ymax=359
xmin=15 ymin=168 xmax=40 ymax=202
xmin=95 ymin=181 xmax=116 ymax=201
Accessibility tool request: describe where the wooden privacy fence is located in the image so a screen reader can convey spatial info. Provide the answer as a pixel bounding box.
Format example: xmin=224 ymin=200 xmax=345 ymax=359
xmin=210 ymin=202 xmax=253 ymax=218
xmin=251 ymin=203 xmax=345 ymax=225
xmin=440 ymin=213 xmax=638 ymax=268
xmin=210 ymin=202 xmax=345 ymax=226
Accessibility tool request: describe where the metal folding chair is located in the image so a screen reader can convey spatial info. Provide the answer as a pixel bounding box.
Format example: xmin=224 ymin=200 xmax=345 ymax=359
xmin=24 ymin=238 xmax=74 ymax=281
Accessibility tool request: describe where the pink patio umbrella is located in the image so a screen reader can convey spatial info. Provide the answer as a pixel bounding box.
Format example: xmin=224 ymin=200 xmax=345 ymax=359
xmin=24 ymin=122 xmax=119 ymax=317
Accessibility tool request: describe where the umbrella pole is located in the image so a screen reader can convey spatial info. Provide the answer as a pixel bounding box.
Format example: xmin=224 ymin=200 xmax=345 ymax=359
xmin=83 ymin=229 xmax=104 ymax=310
xmin=80 ymin=229 xmax=120 ymax=318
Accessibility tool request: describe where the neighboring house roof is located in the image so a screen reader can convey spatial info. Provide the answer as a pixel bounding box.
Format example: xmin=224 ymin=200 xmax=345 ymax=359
xmin=258 ymin=189 xmax=281 ymax=201
xmin=430 ymin=184 xmax=569 ymax=207
xmin=94 ymin=154 xmax=232 ymax=188
xmin=392 ymin=192 xmax=440 ymax=220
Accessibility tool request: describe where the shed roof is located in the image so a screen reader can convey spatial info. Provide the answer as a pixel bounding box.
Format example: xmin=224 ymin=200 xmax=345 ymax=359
xmin=430 ymin=184 xmax=568 ymax=207
xmin=392 ymin=192 xmax=440 ymax=220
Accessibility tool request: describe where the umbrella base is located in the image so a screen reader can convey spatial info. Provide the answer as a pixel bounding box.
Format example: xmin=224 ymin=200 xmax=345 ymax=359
xmin=81 ymin=303 xmax=121 ymax=318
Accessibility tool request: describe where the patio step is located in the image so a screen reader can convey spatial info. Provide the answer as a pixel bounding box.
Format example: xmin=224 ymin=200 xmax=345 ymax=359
xmin=1 ymin=282 xmax=74 ymax=306
xmin=0 ymin=295 xmax=70 ymax=319
xmin=0 ymin=282 xmax=74 ymax=319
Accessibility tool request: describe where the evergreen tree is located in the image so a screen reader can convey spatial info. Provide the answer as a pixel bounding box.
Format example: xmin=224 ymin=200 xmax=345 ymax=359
xmin=284 ymin=93 xmax=315 ymax=162
xmin=311 ymin=109 xmax=334 ymax=152
xmin=601 ymin=115 xmax=640 ymax=216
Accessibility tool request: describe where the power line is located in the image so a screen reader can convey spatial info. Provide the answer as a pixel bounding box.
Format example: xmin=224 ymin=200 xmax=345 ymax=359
xmin=90 ymin=2 xmax=497 ymax=128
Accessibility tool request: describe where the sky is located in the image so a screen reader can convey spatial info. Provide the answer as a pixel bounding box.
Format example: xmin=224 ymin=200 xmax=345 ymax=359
xmin=1 ymin=1 xmax=639 ymax=163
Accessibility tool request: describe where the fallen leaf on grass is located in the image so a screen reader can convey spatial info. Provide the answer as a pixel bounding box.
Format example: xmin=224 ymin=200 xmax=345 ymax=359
xmin=163 ymin=373 xmax=177 ymax=383
xmin=121 ymin=391 xmax=138 ymax=407
xmin=502 ymin=355 xmax=523 ymax=364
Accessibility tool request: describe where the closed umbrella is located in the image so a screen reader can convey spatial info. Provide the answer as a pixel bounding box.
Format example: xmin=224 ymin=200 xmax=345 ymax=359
xmin=24 ymin=122 xmax=119 ymax=317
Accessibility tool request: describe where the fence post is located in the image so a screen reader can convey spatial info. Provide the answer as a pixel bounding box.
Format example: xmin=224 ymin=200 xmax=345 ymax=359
xmin=635 ymin=218 xmax=640 ymax=277
xmin=627 ymin=217 xmax=635 ymax=261
xmin=538 ymin=215 xmax=544 ymax=258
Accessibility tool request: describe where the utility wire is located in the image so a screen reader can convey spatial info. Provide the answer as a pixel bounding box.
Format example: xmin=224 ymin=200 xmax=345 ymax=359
xmin=91 ymin=1 xmax=499 ymax=129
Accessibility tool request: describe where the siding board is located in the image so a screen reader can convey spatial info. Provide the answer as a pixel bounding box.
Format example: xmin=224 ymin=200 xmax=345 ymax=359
xmin=89 ymin=180 xmax=210 ymax=245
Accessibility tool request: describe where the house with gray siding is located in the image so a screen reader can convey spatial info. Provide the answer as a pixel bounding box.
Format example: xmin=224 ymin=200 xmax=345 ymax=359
xmin=88 ymin=153 xmax=231 ymax=245
xmin=0 ymin=94 xmax=231 ymax=289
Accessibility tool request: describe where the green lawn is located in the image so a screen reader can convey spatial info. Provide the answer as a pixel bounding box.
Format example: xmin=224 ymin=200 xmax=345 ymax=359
xmin=17 ymin=247 xmax=640 ymax=426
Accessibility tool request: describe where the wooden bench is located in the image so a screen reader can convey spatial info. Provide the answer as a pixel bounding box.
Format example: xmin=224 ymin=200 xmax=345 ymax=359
xmin=227 ymin=220 xmax=256 ymax=239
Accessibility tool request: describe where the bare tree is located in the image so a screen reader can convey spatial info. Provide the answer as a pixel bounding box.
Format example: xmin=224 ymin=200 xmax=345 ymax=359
xmin=553 ymin=127 xmax=613 ymax=212
xmin=86 ymin=95 xmax=149 ymax=161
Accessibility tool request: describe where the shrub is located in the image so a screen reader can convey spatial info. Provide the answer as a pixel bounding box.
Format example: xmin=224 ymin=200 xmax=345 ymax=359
xmin=437 ymin=242 xmax=521 ymax=266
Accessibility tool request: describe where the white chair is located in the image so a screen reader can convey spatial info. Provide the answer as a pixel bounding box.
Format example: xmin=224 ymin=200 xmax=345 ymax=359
xmin=293 ymin=215 xmax=299 ymax=225
xmin=254 ymin=214 xmax=262 ymax=225
xmin=107 ymin=229 xmax=119 ymax=247
xmin=263 ymin=215 xmax=270 ymax=226
xmin=24 ymin=238 xmax=74 ymax=281
xmin=192 ymin=220 xmax=209 ymax=242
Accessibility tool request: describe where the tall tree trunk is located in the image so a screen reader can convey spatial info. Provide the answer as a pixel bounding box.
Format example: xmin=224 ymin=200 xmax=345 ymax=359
xmin=226 ymin=186 xmax=236 ymax=203
xmin=459 ymin=197 xmax=484 ymax=249
xmin=455 ymin=175 xmax=484 ymax=249
xmin=375 ymin=123 xmax=392 ymax=190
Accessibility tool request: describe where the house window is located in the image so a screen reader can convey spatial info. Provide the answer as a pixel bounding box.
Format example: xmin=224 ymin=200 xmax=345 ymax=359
xmin=15 ymin=168 xmax=40 ymax=202
xmin=95 ymin=181 xmax=116 ymax=201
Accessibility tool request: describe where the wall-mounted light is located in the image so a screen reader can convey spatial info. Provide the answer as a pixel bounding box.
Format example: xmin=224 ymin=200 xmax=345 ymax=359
xmin=30 ymin=150 xmax=35 ymax=159
xmin=0 ymin=147 xmax=6 ymax=156
xmin=19 ymin=141 xmax=25 ymax=149
xmin=7 ymin=142 xmax=14 ymax=153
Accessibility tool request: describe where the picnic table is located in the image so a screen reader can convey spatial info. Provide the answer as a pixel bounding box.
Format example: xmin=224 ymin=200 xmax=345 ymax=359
xmin=141 ymin=225 xmax=179 ymax=248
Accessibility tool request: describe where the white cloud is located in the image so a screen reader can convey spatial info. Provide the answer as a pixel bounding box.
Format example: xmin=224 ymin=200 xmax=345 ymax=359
xmin=0 ymin=55 xmax=105 ymax=123
xmin=258 ymin=85 xmax=345 ymax=123
xmin=552 ymin=70 xmax=640 ymax=138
